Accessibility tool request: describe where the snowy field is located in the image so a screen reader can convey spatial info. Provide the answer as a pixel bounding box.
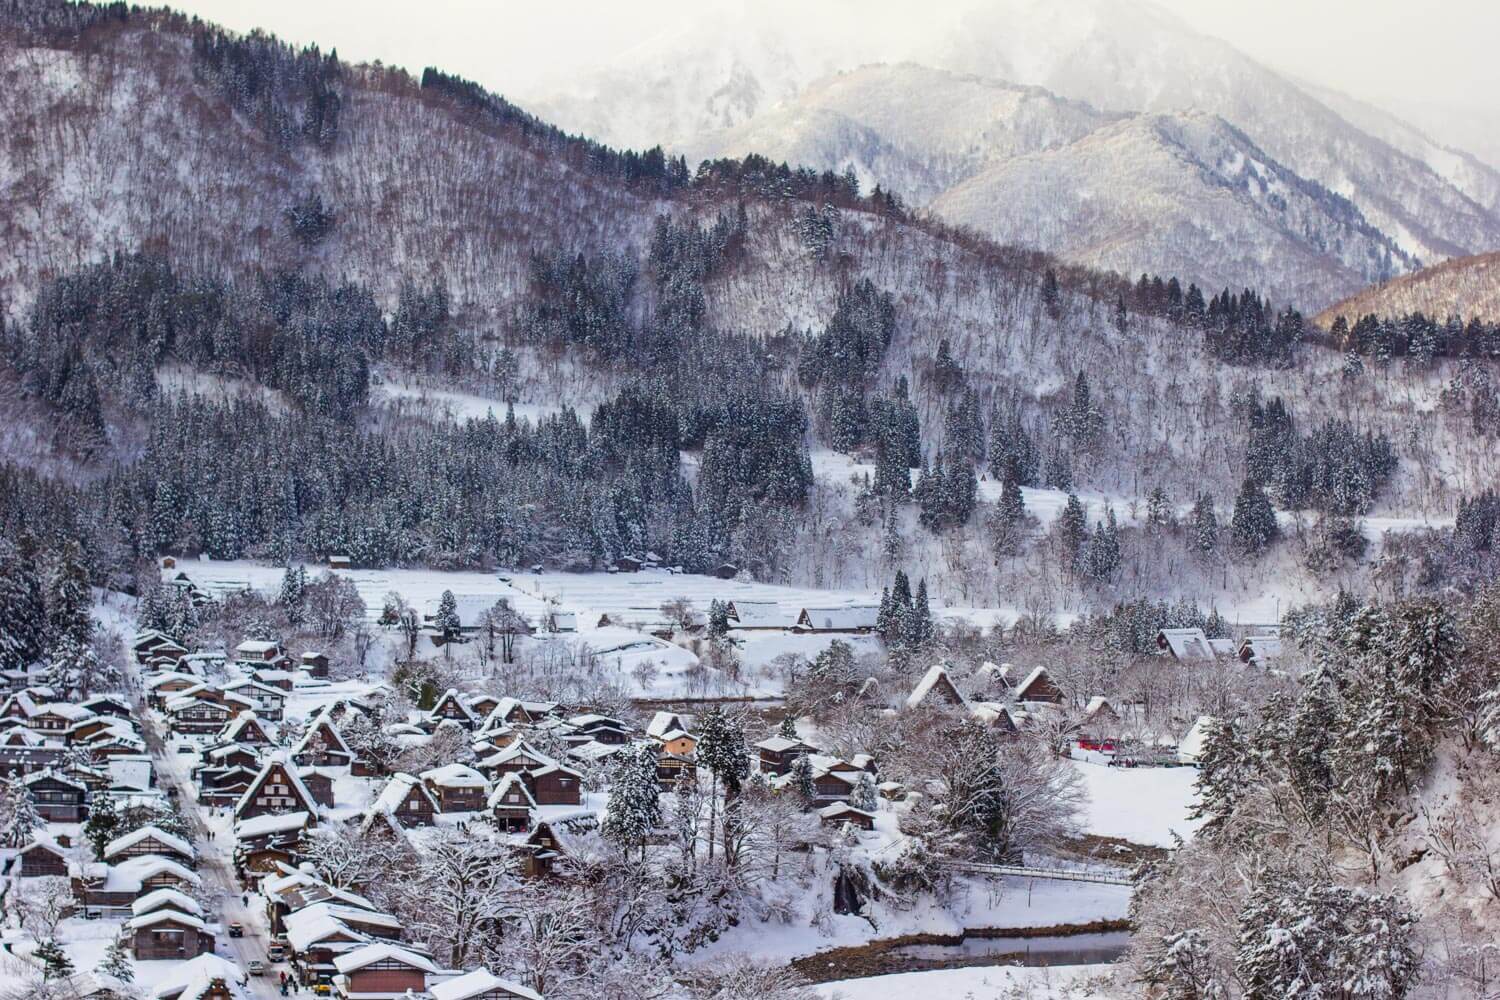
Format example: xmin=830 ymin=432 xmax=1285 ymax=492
xmin=165 ymin=560 xmax=908 ymax=697
xmin=816 ymin=964 xmax=1116 ymax=999
xmin=1067 ymin=754 xmax=1204 ymax=847
xmin=371 ymin=381 xmax=593 ymax=426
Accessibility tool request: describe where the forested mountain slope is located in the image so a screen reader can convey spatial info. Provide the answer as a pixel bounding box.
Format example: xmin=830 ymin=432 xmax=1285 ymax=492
xmin=535 ymin=0 xmax=1500 ymax=308
xmin=1317 ymin=252 xmax=1500 ymax=328
xmin=0 ymin=1 xmax=1497 ymax=621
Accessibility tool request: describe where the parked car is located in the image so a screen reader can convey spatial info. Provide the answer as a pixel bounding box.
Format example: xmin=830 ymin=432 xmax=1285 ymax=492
xmin=228 ymin=922 xmax=244 ymax=938
xmin=247 ymin=961 xmax=265 ymax=976
xmin=268 ymin=944 xmax=286 ymax=961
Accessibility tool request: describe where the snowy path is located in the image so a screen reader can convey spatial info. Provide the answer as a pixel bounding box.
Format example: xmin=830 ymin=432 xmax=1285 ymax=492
xmin=130 ymin=666 xmax=282 ymax=997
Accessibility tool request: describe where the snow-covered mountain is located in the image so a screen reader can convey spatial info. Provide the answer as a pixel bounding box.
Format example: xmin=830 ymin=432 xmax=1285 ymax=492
xmin=1316 ymin=251 xmax=1500 ymax=327
xmin=531 ymin=0 xmax=1500 ymax=309
xmin=687 ymin=64 xmax=1412 ymax=307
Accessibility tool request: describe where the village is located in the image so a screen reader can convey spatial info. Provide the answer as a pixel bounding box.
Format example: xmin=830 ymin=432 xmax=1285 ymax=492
xmin=0 ymin=559 xmax=1273 ymax=1000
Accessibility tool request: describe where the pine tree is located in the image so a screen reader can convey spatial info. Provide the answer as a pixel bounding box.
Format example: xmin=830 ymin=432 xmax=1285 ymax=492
xmin=2 ymin=778 xmax=40 ymax=848
xmin=1082 ymin=509 xmax=1122 ymax=583
xmin=790 ymin=753 xmax=815 ymax=808
xmin=0 ymin=535 xmax=47 ymax=670
xmin=1145 ymin=485 xmax=1172 ymax=531
xmin=707 ymin=599 xmax=730 ymax=639
xmin=1058 ymin=493 xmax=1088 ymax=566
xmin=1190 ymin=493 xmax=1219 ymax=556
xmin=778 ymin=715 xmax=798 ymax=739
xmin=851 ymin=771 xmax=878 ymax=812
xmin=1231 ymin=478 xmax=1279 ymax=555
xmin=695 ymin=707 xmax=749 ymax=858
xmin=912 ymin=579 xmax=933 ymax=648
xmin=100 ymin=940 xmax=134 ymax=983
xmin=602 ymin=743 xmax=662 ymax=857
xmin=278 ymin=564 xmax=307 ymax=626
xmin=45 ymin=540 xmax=93 ymax=652
xmin=433 ymin=589 xmax=461 ymax=651
xmin=1188 ymin=718 xmax=1247 ymax=842
xmin=84 ymin=791 xmax=120 ymax=859
xmin=35 ymin=939 xmax=73 ymax=980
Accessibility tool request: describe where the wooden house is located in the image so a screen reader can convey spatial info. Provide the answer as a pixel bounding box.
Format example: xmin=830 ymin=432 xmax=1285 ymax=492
xmin=297 ymin=767 xmax=336 ymax=809
xmin=77 ymin=855 xmax=202 ymax=908
xmin=105 ymin=826 xmax=197 ymax=868
xmin=293 ymin=714 xmax=354 ymax=768
xmin=127 ymin=909 xmax=214 ymax=960
xmin=1013 ymin=667 xmax=1065 ymax=705
xmin=430 ymin=968 xmax=543 ymax=1000
xmin=905 ymin=665 xmax=968 ymax=711
xmin=234 ymin=639 xmax=285 ymax=665
xmin=151 ymin=955 xmax=246 ymax=1000
xmin=656 ymin=749 xmax=696 ymax=789
xmin=563 ymin=714 xmax=631 ymax=746
xmin=754 ymin=736 xmax=820 ymax=776
xmin=420 ymin=764 xmax=488 ymax=813
xmin=522 ymin=814 xmax=598 ymax=878
xmin=487 ymin=773 xmax=536 ymax=832
xmin=1078 ymin=696 xmax=1123 ymax=748
xmin=166 ymin=694 xmax=244 ymax=735
xmin=224 ymin=680 xmax=286 ymax=721
xmin=817 ymin=802 xmax=876 ymax=832
xmin=427 ymin=688 xmax=481 ymax=729
xmin=725 ymin=600 xmax=790 ymax=630
xmin=479 ymin=742 xmax=556 ymax=779
xmin=235 ymin=757 xmax=318 ymax=821
xmin=793 ymin=605 xmax=880 ymax=634
xmin=218 ymin=712 xmax=272 ymax=748
xmin=25 ymin=769 xmax=88 ymax=821
xmin=300 ymin=650 xmax=331 ymax=679
xmin=10 ymin=837 xmax=69 ymax=877
xmin=332 ymin=943 xmax=437 ymax=1000
xmin=371 ymin=773 xmax=439 ymax=827
xmin=485 ymin=697 xmax=557 ymax=727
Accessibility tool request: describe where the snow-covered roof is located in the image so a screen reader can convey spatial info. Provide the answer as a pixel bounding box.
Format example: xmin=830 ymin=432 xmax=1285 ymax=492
xmin=132 ymin=887 xmax=204 ymax=917
xmin=1239 ymin=635 xmax=1285 ymax=662
xmin=481 ymin=741 xmax=558 ymax=770
xmin=487 ymin=772 xmax=537 ymax=810
xmin=421 ymin=763 xmax=488 ymax=788
xmin=754 ymin=736 xmax=814 ymax=753
xmin=235 ymin=640 xmax=279 ymax=656
xmin=905 ymin=665 xmax=968 ymax=711
xmin=1178 ymin=715 xmax=1217 ymax=763
xmin=294 ymin=711 xmax=352 ymax=756
xmin=1084 ymin=696 xmax=1114 ymax=716
xmin=1014 ymin=666 xmax=1056 ymax=702
xmin=286 ymin=902 xmax=402 ymax=951
xmin=430 ymin=968 xmax=542 ymax=1000
xmin=371 ymin=772 xmax=438 ymax=815
xmin=817 ymin=802 xmax=874 ymax=820
xmin=796 ymin=605 xmax=880 ymax=630
xmin=727 ymin=600 xmax=790 ymax=628
xmin=235 ymin=754 xmax=317 ymax=817
xmin=103 ymin=856 xmax=201 ymax=893
xmin=127 ymin=909 xmax=207 ymax=932
xmin=645 ymin=711 xmax=687 ymax=739
xmin=33 ymin=702 xmax=94 ymax=721
xmin=232 ymin=810 xmax=311 ymax=840
xmin=333 ymin=941 xmax=439 ymax=975
xmin=1158 ymin=627 xmax=1218 ymax=661
xmin=152 ymin=955 xmax=246 ymax=1000
xmin=105 ymin=825 xmax=195 ymax=861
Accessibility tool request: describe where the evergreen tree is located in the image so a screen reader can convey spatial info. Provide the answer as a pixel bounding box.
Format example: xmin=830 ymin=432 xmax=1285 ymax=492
xmin=707 ymin=599 xmax=730 ymax=639
xmin=989 ymin=477 xmax=1028 ymax=555
xmin=851 ymin=772 xmax=878 ymax=812
xmin=695 ymin=706 xmax=749 ymax=858
xmin=778 ymin=715 xmax=798 ymax=739
xmin=1190 ymin=493 xmax=1219 ymax=556
xmin=1230 ymin=478 xmax=1279 ymax=555
xmin=100 ymin=940 xmax=134 ymax=983
xmin=432 ymin=589 xmax=462 ymax=649
xmin=2 ymin=778 xmax=40 ymax=848
xmin=1057 ymin=493 xmax=1088 ymax=566
xmin=789 ymin=753 xmax=816 ymax=808
xmin=912 ymin=579 xmax=933 ymax=649
xmin=35 ymin=939 xmax=73 ymax=980
xmin=602 ymin=743 xmax=662 ymax=857
xmin=1188 ymin=718 xmax=1248 ymax=842
xmin=278 ymin=564 xmax=307 ymax=625
xmin=0 ymin=535 xmax=47 ymax=670
xmin=1064 ymin=371 xmax=1104 ymax=447
xmin=44 ymin=540 xmax=92 ymax=652
xmin=1145 ymin=485 xmax=1172 ymax=530
xmin=84 ymin=791 xmax=120 ymax=859
xmin=1082 ymin=509 xmax=1122 ymax=583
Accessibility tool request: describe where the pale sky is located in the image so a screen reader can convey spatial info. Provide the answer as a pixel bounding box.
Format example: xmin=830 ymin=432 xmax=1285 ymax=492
xmin=163 ymin=0 xmax=1499 ymax=147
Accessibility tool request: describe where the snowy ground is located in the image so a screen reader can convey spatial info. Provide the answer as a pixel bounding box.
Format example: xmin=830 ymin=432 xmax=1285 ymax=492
xmin=166 ymin=560 xmax=926 ymax=697
xmin=816 ymin=963 xmax=1116 ymax=999
xmin=371 ymin=380 xmax=593 ymax=426
xmin=1067 ymin=753 xmax=1203 ymax=848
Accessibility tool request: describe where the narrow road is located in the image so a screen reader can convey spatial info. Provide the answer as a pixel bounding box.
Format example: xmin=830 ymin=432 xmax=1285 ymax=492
xmin=132 ymin=689 xmax=283 ymax=998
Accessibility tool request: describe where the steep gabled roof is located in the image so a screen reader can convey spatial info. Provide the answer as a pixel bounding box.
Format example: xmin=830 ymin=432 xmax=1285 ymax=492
xmin=905 ymin=665 xmax=968 ymax=711
xmin=332 ymin=941 xmax=438 ymax=975
xmin=105 ymin=825 xmax=196 ymax=861
xmin=234 ymin=754 xmax=318 ymax=817
xmin=487 ymin=772 xmax=538 ymax=810
xmin=431 ymin=968 xmax=542 ymax=1000
xmin=371 ymin=772 xmax=440 ymax=815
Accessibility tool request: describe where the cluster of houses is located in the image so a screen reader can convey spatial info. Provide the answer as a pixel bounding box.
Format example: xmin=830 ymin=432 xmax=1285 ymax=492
xmin=1156 ymin=627 xmax=1283 ymax=666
